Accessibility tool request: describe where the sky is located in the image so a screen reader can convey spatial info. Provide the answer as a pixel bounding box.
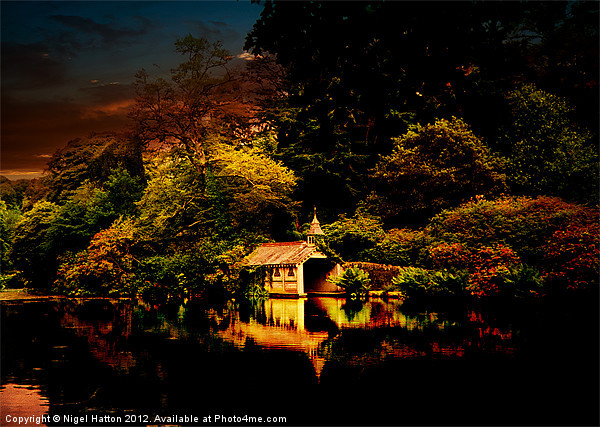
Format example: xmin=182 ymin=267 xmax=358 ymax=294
xmin=1 ymin=1 xmax=263 ymax=180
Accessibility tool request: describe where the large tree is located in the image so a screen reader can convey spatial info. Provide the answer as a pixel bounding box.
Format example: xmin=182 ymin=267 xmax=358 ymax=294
xmin=500 ymin=84 xmax=598 ymax=202
xmin=243 ymin=1 xmax=526 ymax=213
xmin=244 ymin=1 xmax=598 ymax=215
xmin=9 ymin=201 xmax=61 ymax=287
xmin=46 ymin=132 xmax=144 ymax=202
xmin=368 ymin=118 xmax=507 ymax=224
xmin=130 ymin=35 xmax=240 ymax=182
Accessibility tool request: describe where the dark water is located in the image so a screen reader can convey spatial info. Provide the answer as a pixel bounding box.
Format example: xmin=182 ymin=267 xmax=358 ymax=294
xmin=1 ymin=296 xmax=598 ymax=426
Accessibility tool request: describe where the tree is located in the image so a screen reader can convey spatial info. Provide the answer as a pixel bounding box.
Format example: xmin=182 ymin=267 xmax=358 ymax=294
xmin=130 ymin=35 xmax=237 ymax=181
xmin=46 ymin=132 xmax=144 ymax=202
xmin=210 ymin=143 xmax=297 ymax=234
xmin=501 ymin=84 xmax=598 ymax=202
xmin=134 ymin=151 xmax=226 ymax=250
xmin=0 ymin=200 xmax=22 ymax=280
xmin=10 ymin=201 xmax=61 ymax=287
xmin=245 ymin=2 xmax=598 ymax=214
xmin=54 ymin=218 xmax=138 ymax=297
xmin=322 ymin=208 xmax=385 ymax=261
xmin=523 ymin=2 xmax=599 ymax=131
xmin=48 ymin=168 xmax=144 ymax=254
xmin=1 ymin=177 xmax=18 ymax=210
xmin=135 ymin=142 xmax=297 ymax=251
xmin=368 ymin=118 xmax=507 ymax=223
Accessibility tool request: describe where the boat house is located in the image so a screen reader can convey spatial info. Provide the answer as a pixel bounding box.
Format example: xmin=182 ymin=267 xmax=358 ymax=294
xmin=245 ymin=210 xmax=343 ymax=297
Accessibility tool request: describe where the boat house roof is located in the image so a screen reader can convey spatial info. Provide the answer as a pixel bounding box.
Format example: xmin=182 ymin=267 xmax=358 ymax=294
xmin=245 ymin=241 xmax=324 ymax=267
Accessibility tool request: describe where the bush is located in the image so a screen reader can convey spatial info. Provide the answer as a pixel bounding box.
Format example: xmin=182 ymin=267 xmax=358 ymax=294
xmin=323 ymin=209 xmax=385 ymax=261
xmin=541 ymin=215 xmax=599 ymax=293
xmin=54 ymin=219 xmax=137 ymax=297
xmin=506 ymin=265 xmax=544 ymax=298
xmin=358 ymin=195 xmax=598 ymax=300
xmin=466 ymin=244 xmax=521 ymax=297
xmin=239 ymin=267 xmax=270 ymax=301
xmin=328 ymin=266 xmax=371 ymax=299
xmin=427 ymin=241 xmax=534 ymax=297
xmin=365 ymin=228 xmax=430 ymax=266
xmin=390 ymin=267 xmax=467 ymax=300
xmin=134 ymin=240 xmax=251 ymax=301
xmin=426 ymin=196 xmax=597 ymax=267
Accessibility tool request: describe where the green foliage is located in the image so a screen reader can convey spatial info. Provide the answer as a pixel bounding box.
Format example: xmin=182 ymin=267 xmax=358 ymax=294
xmin=389 ymin=267 xmax=467 ymax=300
xmin=238 ymin=266 xmax=270 ymax=301
xmin=135 ymin=153 xmax=208 ymax=247
xmin=7 ymin=165 xmax=143 ymax=289
xmin=315 ymin=238 xmax=344 ymax=265
xmin=1 ymin=177 xmax=35 ymax=211
xmin=0 ymin=200 xmax=22 ymax=286
xmin=322 ymin=209 xmax=385 ymax=261
xmin=135 ymin=145 xmax=296 ymax=250
xmin=46 ymin=133 xmax=145 ymax=202
xmin=501 ymin=84 xmax=598 ymax=202
xmin=1 ymin=176 xmax=19 ymax=210
xmin=328 ymin=266 xmax=371 ymax=299
xmin=368 ymin=118 xmax=507 ymax=222
xmin=507 ymin=265 xmax=544 ymax=298
xmin=47 ymin=168 xmax=144 ymax=255
xmin=10 ymin=201 xmax=61 ymax=287
xmin=210 ymin=143 xmax=297 ymax=233
xmin=365 ymin=228 xmax=430 ymax=267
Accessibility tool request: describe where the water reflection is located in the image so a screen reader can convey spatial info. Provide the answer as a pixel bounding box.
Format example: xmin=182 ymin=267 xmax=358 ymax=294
xmin=2 ymin=296 xmax=596 ymax=426
xmin=0 ymin=383 xmax=49 ymax=426
xmin=205 ymin=297 xmax=517 ymax=378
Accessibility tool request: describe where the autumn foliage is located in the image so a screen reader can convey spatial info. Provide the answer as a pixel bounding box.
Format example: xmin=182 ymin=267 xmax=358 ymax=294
xmin=423 ymin=196 xmax=598 ymax=297
xmin=55 ymin=219 xmax=137 ymax=296
xmin=333 ymin=196 xmax=598 ymax=299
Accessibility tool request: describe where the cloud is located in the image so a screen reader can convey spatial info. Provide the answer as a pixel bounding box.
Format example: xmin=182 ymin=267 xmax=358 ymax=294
xmin=0 ymin=41 xmax=69 ymax=90
xmin=184 ymin=19 xmax=240 ymax=44
xmin=81 ymin=99 xmax=136 ymax=120
xmin=0 ymin=171 xmax=45 ymax=180
xmin=49 ymin=14 xmax=156 ymax=52
xmin=1 ymin=91 xmax=132 ymax=173
xmin=79 ymin=81 xmax=134 ymax=104
xmin=236 ymin=52 xmax=255 ymax=61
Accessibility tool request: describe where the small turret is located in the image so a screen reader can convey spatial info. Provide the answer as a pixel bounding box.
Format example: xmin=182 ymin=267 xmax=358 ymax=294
xmin=307 ymin=206 xmax=324 ymax=245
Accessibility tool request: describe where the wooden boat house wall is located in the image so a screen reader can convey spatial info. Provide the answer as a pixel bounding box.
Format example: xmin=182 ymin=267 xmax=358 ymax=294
xmin=245 ymin=210 xmax=343 ymax=297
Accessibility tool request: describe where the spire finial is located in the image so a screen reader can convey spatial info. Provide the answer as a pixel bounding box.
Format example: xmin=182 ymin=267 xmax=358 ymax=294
xmin=307 ymin=206 xmax=324 ymax=245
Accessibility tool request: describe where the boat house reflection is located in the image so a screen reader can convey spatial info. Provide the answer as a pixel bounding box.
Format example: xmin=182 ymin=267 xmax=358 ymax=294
xmin=217 ymin=298 xmax=411 ymax=377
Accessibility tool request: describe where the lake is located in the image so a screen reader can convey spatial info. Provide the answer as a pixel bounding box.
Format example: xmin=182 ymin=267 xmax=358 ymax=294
xmin=1 ymin=295 xmax=598 ymax=426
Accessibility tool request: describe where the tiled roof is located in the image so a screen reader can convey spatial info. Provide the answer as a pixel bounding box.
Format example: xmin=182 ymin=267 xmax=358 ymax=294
xmin=245 ymin=241 xmax=321 ymax=266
